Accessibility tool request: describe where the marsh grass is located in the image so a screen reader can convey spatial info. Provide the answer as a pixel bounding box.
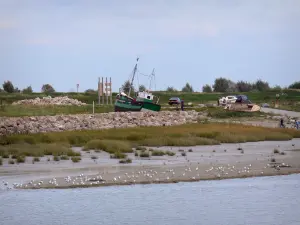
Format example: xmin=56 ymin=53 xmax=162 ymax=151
xmin=84 ymin=139 xmax=132 ymax=154
xmin=110 ymin=151 xmax=127 ymax=159
xmin=8 ymin=159 xmax=15 ymax=164
xmin=119 ymin=158 xmax=132 ymax=164
xmin=140 ymin=152 xmax=150 ymax=157
xmin=71 ymin=156 xmax=81 ymax=163
xmin=53 ymin=156 xmax=60 ymax=161
xmin=0 ymin=157 xmax=2 ymax=165
xmin=33 ymin=157 xmax=40 ymax=162
xmin=1 ymin=124 xmax=300 ymax=153
xmin=60 ymin=155 xmax=69 ymax=160
xmin=0 ymin=143 xmax=80 ymax=159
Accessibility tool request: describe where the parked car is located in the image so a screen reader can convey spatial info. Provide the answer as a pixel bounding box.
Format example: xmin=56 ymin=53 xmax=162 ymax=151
xmin=218 ymin=95 xmax=237 ymax=105
xmin=235 ymin=95 xmax=252 ymax=104
xmin=168 ymin=97 xmax=181 ymax=105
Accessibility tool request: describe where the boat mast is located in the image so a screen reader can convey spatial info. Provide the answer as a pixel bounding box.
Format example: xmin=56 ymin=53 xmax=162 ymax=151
xmin=149 ymin=68 xmax=155 ymax=91
xmin=128 ymin=57 xmax=139 ymax=96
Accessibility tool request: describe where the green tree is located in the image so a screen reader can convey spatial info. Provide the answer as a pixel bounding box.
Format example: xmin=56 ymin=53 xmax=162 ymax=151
xmin=84 ymin=89 xmax=97 ymax=94
xmin=181 ymin=82 xmax=194 ymax=92
xmin=202 ymin=84 xmax=212 ymax=93
xmin=22 ymin=86 xmax=33 ymax=94
xmin=254 ymin=79 xmax=270 ymax=92
xmin=288 ymin=81 xmax=300 ymax=89
xmin=272 ymin=85 xmax=282 ymax=91
xmin=2 ymin=81 xmax=14 ymax=93
xmin=139 ymin=85 xmax=146 ymax=92
xmin=236 ymin=81 xmax=253 ymax=92
xmin=166 ymin=86 xmax=177 ymax=92
xmin=41 ymin=84 xmax=55 ymax=93
xmin=122 ymin=80 xmax=135 ymax=95
xmin=213 ymin=77 xmax=230 ymax=92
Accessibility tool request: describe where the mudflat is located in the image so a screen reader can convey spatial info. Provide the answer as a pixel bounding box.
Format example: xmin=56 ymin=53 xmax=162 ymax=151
xmin=1 ymin=139 xmax=300 ymax=189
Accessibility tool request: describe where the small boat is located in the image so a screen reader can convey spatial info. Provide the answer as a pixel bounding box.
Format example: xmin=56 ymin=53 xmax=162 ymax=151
xmin=114 ymin=58 xmax=161 ymax=112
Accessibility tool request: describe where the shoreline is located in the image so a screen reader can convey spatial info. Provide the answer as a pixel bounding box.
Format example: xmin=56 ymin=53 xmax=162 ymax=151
xmin=2 ymin=139 xmax=300 ymax=191
xmin=17 ymin=170 xmax=300 ymax=190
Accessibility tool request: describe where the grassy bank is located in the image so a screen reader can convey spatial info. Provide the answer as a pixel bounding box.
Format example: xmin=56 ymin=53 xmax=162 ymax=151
xmin=1 ymin=123 xmax=299 ymax=158
xmin=0 ymin=103 xmax=267 ymax=118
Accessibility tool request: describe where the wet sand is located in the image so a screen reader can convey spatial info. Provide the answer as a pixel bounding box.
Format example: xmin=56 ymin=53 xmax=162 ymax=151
xmin=1 ymin=139 xmax=300 ymax=190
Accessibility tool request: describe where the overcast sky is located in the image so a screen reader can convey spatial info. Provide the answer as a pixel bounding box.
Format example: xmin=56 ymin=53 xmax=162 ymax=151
xmin=0 ymin=0 xmax=299 ymax=92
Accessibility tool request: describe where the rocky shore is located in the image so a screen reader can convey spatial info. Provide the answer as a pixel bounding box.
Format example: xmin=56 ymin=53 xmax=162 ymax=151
xmin=12 ymin=96 xmax=87 ymax=106
xmin=0 ymin=110 xmax=200 ymax=135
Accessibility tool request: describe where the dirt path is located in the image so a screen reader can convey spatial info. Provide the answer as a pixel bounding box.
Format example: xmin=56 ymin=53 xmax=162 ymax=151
xmin=261 ymin=107 xmax=300 ymax=118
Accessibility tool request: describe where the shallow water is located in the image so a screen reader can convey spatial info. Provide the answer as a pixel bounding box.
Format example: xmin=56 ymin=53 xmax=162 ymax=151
xmin=1 ymin=174 xmax=300 ymax=225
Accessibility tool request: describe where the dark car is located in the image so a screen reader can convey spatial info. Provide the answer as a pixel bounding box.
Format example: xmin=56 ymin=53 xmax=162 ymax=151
xmin=235 ymin=95 xmax=252 ymax=104
xmin=168 ymin=97 xmax=181 ymax=105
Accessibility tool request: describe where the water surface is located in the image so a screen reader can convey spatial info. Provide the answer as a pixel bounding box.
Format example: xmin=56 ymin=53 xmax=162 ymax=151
xmin=1 ymin=174 xmax=300 ymax=225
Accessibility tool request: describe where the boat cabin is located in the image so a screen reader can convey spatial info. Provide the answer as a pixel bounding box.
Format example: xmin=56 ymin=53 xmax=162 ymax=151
xmin=137 ymin=91 xmax=154 ymax=101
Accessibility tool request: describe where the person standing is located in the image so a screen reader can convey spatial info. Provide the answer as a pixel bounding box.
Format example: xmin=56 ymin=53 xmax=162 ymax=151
xmin=181 ymin=99 xmax=184 ymax=111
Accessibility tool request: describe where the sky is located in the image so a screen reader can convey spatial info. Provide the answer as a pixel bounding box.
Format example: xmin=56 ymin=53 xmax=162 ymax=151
xmin=0 ymin=0 xmax=299 ymax=92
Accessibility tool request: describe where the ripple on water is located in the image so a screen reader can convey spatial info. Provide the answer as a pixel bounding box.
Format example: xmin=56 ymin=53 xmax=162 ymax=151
xmin=1 ymin=174 xmax=300 ymax=225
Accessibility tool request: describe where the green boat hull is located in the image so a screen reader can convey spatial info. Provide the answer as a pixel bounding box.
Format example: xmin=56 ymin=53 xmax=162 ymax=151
xmin=140 ymin=101 xmax=161 ymax=112
xmin=114 ymin=100 xmax=142 ymax=112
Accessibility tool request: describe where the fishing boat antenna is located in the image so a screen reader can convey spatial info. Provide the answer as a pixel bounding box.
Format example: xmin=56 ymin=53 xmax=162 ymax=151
xmin=128 ymin=57 xmax=139 ymax=96
xmin=149 ymin=68 xmax=156 ymax=91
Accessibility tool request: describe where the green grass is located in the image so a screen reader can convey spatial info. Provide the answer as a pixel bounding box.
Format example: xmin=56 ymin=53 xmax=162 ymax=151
xmin=84 ymin=140 xmax=132 ymax=154
xmin=0 ymin=143 xmax=80 ymax=158
xmin=71 ymin=156 xmax=81 ymax=163
xmin=151 ymin=150 xmax=176 ymax=156
xmin=1 ymin=89 xmax=300 ymax=116
xmin=110 ymin=151 xmax=127 ymax=159
xmin=119 ymin=158 xmax=132 ymax=164
xmin=1 ymin=123 xmax=300 ymax=155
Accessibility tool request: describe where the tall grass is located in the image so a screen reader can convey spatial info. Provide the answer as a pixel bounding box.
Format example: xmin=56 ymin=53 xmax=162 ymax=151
xmin=0 ymin=143 xmax=80 ymax=158
xmin=1 ymin=124 xmax=300 ymax=152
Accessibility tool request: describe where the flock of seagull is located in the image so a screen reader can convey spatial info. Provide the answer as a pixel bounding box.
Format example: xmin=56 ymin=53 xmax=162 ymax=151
xmin=1 ymin=161 xmax=290 ymax=191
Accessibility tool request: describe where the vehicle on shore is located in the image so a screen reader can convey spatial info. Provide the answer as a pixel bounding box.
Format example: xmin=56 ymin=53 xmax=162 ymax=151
xmin=224 ymin=95 xmax=261 ymax=112
xmin=168 ymin=97 xmax=181 ymax=106
xmin=114 ymin=58 xmax=161 ymax=112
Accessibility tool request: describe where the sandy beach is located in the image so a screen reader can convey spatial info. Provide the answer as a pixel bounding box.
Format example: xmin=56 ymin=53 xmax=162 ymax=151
xmin=1 ymin=138 xmax=300 ymax=190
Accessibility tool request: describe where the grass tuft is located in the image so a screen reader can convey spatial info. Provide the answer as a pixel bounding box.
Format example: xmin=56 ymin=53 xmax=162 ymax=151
xmin=119 ymin=158 xmax=132 ymax=164
xmin=110 ymin=151 xmax=127 ymax=159
xmin=84 ymin=139 xmax=132 ymax=154
xmin=273 ymin=149 xmax=280 ymax=154
xmin=71 ymin=156 xmax=81 ymax=163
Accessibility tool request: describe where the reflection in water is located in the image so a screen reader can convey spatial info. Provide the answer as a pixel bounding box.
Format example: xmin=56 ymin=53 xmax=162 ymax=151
xmin=1 ymin=174 xmax=300 ymax=225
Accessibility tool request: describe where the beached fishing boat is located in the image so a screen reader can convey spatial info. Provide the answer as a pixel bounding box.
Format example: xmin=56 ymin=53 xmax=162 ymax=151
xmin=114 ymin=58 xmax=161 ymax=112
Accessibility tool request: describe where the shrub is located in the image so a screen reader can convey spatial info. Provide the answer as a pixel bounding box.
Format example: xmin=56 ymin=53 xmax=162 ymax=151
xmin=0 ymin=157 xmax=2 ymax=165
xmin=53 ymin=156 xmax=60 ymax=161
xmin=33 ymin=157 xmax=40 ymax=162
xmin=91 ymin=155 xmax=98 ymax=160
xmin=188 ymin=149 xmax=193 ymax=152
xmin=181 ymin=152 xmax=186 ymax=156
xmin=136 ymin=146 xmax=147 ymax=151
xmin=110 ymin=151 xmax=127 ymax=159
xmin=135 ymin=152 xmax=139 ymax=157
xmin=151 ymin=150 xmax=165 ymax=156
xmin=60 ymin=155 xmax=69 ymax=160
xmin=84 ymin=139 xmax=132 ymax=153
xmin=9 ymin=159 xmax=15 ymax=164
xmin=140 ymin=152 xmax=150 ymax=157
xmin=166 ymin=151 xmax=175 ymax=156
xmin=280 ymin=152 xmax=286 ymax=155
xmin=16 ymin=156 xmax=25 ymax=163
xmin=273 ymin=149 xmax=280 ymax=154
xmin=71 ymin=156 xmax=81 ymax=163
xmin=119 ymin=158 xmax=132 ymax=164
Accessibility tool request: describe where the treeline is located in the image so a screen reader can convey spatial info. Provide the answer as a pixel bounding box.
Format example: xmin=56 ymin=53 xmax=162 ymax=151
xmin=166 ymin=78 xmax=300 ymax=93
xmin=1 ymin=79 xmax=300 ymax=95
xmin=0 ymin=81 xmax=55 ymax=94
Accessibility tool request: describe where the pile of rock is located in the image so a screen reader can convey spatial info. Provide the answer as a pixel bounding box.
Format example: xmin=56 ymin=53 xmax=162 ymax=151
xmin=12 ymin=96 xmax=87 ymax=106
xmin=0 ymin=110 xmax=201 ymax=135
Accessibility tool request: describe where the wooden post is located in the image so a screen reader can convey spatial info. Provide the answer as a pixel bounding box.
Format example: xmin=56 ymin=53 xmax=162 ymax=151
xmin=102 ymin=77 xmax=104 ymax=105
xmin=93 ymin=101 xmax=95 ymax=114
xmin=110 ymin=77 xmax=112 ymax=105
xmin=106 ymin=77 xmax=108 ymax=105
